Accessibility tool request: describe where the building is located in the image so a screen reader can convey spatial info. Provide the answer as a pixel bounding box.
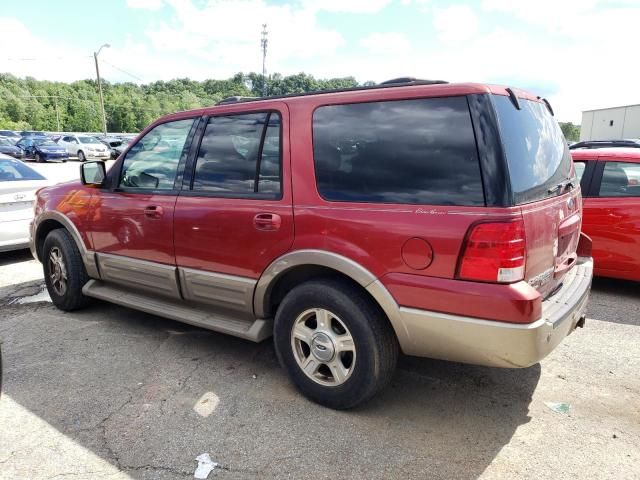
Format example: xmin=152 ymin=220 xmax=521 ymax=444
xmin=580 ymin=104 xmax=640 ymax=141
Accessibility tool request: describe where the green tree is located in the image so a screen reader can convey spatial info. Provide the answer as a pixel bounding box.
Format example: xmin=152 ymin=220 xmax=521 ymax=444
xmin=560 ymin=122 xmax=581 ymax=142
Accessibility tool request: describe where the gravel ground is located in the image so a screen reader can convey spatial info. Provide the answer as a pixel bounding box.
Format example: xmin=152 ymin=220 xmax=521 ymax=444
xmin=0 ymin=249 xmax=638 ymax=480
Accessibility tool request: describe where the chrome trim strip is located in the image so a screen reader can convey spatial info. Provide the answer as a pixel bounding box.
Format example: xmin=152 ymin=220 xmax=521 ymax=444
xmin=31 ymin=210 xmax=100 ymax=278
xmin=96 ymin=253 xmax=181 ymax=299
xmin=178 ymin=267 xmax=256 ymax=314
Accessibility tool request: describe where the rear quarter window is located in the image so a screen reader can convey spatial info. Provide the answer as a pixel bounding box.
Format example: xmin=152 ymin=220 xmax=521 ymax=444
xmin=493 ymin=95 xmax=572 ymax=204
xmin=312 ymin=97 xmax=484 ymax=206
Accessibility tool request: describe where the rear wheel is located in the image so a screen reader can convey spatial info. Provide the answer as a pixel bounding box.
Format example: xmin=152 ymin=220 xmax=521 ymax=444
xmin=77 ymin=150 xmax=86 ymax=162
xmin=42 ymin=229 xmax=91 ymax=311
xmin=274 ymin=278 xmax=398 ymax=409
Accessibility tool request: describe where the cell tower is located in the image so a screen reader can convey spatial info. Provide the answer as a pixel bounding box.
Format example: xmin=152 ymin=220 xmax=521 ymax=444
xmin=261 ymin=24 xmax=268 ymax=96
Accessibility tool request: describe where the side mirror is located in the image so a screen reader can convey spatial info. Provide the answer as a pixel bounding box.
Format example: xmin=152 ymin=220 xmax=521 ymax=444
xmin=81 ymin=161 xmax=106 ymax=186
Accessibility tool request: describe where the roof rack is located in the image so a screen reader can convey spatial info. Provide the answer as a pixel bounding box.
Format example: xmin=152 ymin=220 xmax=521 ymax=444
xmin=211 ymin=77 xmax=450 ymax=107
xmin=379 ymin=77 xmax=448 ymax=86
xmin=569 ymin=139 xmax=640 ymax=150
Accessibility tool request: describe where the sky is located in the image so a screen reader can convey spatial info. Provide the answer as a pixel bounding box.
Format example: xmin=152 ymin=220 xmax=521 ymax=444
xmin=1 ymin=0 xmax=639 ymax=123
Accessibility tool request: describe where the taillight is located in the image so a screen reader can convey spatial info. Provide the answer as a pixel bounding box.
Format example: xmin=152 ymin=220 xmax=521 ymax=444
xmin=457 ymin=219 xmax=526 ymax=283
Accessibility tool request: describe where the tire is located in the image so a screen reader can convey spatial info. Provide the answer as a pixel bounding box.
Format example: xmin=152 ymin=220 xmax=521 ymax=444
xmin=35 ymin=153 xmax=44 ymax=163
xmin=274 ymin=278 xmax=398 ymax=409
xmin=42 ymin=229 xmax=91 ymax=311
xmin=77 ymin=150 xmax=85 ymax=162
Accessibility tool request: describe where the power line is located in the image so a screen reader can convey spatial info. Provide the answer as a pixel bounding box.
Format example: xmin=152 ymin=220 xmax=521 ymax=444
xmin=101 ymin=60 xmax=144 ymax=82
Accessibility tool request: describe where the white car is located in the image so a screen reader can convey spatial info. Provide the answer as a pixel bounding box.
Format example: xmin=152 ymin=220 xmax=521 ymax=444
xmin=0 ymin=154 xmax=52 ymax=252
xmin=57 ymin=134 xmax=110 ymax=162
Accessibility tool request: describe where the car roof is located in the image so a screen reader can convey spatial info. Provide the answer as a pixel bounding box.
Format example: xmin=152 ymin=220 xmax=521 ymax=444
xmin=571 ymin=148 xmax=640 ymax=162
xmin=155 ymin=82 xmax=544 ymax=125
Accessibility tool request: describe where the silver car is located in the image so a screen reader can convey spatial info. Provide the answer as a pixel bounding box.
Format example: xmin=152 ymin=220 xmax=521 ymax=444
xmin=0 ymin=154 xmax=51 ymax=252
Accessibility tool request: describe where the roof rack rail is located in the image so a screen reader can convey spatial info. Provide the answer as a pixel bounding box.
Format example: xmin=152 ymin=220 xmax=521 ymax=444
xmin=216 ymin=96 xmax=257 ymax=106
xmin=379 ymin=77 xmax=448 ymax=86
xmin=569 ymin=139 xmax=640 ymax=150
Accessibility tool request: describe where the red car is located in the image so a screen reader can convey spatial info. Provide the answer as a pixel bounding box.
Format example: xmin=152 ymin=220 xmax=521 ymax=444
xmin=30 ymin=80 xmax=593 ymax=408
xmin=571 ymin=148 xmax=640 ymax=281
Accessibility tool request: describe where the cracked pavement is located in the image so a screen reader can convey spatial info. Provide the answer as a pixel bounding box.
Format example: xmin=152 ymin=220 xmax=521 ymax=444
xmin=0 ymin=249 xmax=639 ymax=480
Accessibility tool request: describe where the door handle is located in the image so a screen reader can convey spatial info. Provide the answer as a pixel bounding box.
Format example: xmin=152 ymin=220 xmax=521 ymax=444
xmin=144 ymin=205 xmax=164 ymax=218
xmin=253 ymin=213 xmax=281 ymax=231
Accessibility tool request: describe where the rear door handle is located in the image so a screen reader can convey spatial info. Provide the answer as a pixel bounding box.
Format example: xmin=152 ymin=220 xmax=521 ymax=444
xmin=253 ymin=213 xmax=281 ymax=231
xmin=144 ymin=205 xmax=164 ymax=218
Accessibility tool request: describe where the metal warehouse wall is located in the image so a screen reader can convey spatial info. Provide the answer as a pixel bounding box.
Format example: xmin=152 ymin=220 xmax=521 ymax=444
xmin=580 ymin=105 xmax=640 ymax=140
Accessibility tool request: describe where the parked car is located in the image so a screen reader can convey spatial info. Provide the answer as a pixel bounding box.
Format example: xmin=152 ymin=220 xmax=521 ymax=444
xmin=0 ymin=137 xmax=25 ymax=159
xmin=19 ymin=130 xmax=47 ymax=138
xmin=113 ymin=137 xmax=132 ymax=157
xmin=97 ymin=136 xmax=124 ymax=159
xmin=16 ymin=137 xmax=68 ymax=163
xmin=0 ymin=154 xmax=52 ymax=252
xmin=572 ymin=148 xmax=640 ymax=281
xmin=57 ymin=134 xmax=111 ymax=161
xmin=30 ymin=80 xmax=593 ymax=409
xmin=0 ymin=130 xmax=21 ymax=143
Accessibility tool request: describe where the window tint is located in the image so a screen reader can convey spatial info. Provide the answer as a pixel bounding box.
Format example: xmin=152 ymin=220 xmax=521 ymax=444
xmin=0 ymin=159 xmax=45 ymax=181
xmin=599 ymin=162 xmax=640 ymax=197
xmin=493 ymin=95 xmax=572 ymax=204
xmin=119 ymin=118 xmax=194 ymax=190
xmin=192 ymin=112 xmax=281 ymax=197
xmin=312 ymin=97 xmax=484 ymax=206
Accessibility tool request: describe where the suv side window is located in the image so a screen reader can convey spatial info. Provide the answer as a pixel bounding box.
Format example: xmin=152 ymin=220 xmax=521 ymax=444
xmin=598 ymin=161 xmax=640 ymax=197
xmin=191 ymin=112 xmax=281 ymax=197
xmin=119 ymin=118 xmax=195 ymax=190
xmin=312 ymin=97 xmax=484 ymax=206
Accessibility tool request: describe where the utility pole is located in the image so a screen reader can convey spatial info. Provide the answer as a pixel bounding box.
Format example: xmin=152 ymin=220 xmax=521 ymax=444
xmin=261 ymin=24 xmax=268 ymax=97
xmin=94 ymin=43 xmax=110 ymax=135
xmin=54 ymin=96 xmax=60 ymax=131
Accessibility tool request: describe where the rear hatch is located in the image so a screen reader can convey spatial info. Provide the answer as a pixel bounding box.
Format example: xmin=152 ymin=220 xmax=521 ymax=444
xmin=492 ymin=94 xmax=581 ymax=298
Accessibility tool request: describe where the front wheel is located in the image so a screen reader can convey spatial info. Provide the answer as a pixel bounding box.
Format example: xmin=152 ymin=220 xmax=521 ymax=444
xmin=274 ymin=278 xmax=398 ymax=409
xmin=42 ymin=229 xmax=91 ymax=311
xmin=77 ymin=150 xmax=85 ymax=162
xmin=35 ymin=153 xmax=44 ymax=163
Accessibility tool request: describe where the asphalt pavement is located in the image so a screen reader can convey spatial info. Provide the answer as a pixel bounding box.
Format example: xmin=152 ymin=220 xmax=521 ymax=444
xmin=0 ymin=247 xmax=638 ymax=480
xmin=0 ymin=160 xmax=638 ymax=479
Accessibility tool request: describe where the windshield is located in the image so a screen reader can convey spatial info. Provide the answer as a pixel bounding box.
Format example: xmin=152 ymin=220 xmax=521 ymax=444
xmin=34 ymin=139 xmax=57 ymax=147
xmin=0 ymin=158 xmax=46 ymax=181
xmin=493 ymin=95 xmax=572 ymax=204
xmin=79 ymin=136 xmax=100 ymax=144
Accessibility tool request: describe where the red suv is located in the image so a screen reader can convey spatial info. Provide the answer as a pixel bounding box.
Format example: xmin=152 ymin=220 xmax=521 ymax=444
xmin=30 ymin=81 xmax=593 ymax=409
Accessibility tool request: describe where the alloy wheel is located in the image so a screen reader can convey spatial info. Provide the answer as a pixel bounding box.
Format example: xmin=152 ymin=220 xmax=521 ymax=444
xmin=48 ymin=246 xmax=68 ymax=296
xmin=291 ymin=308 xmax=356 ymax=387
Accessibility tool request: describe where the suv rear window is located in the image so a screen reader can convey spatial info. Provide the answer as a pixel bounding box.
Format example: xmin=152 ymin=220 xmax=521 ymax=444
xmin=493 ymin=95 xmax=572 ymax=204
xmin=312 ymin=97 xmax=484 ymax=206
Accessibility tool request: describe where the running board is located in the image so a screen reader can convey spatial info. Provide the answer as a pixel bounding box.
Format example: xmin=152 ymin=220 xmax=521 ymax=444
xmin=82 ymin=279 xmax=272 ymax=342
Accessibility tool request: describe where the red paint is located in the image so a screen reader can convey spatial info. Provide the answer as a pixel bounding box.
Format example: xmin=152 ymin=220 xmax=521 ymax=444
xmin=382 ymin=272 xmax=541 ymax=323
xmin=401 ymin=238 xmax=433 ymax=270
xmin=572 ymin=148 xmax=640 ymax=281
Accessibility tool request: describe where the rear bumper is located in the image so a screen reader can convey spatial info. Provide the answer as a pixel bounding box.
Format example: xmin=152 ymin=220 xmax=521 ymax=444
xmin=394 ymin=257 xmax=593 ymax=367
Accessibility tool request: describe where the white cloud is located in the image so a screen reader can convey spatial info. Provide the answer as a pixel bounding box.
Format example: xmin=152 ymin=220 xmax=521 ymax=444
xmin=304 ymin=0 xmax=392 ymax=13
xmin=360 ymin=32 xmax=411 ymax=56
xmin=433 ymin=5 xmax=478 ymax=43
xmin=126 ymin=0 xmax=164 ymax=10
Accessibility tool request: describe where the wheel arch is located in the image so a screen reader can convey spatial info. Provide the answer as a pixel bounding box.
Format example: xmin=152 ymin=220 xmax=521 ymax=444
xmin=33 ymin=211 xmax=99 ymax=278
xmin=253 ymin=250 xmax=410 ymax=349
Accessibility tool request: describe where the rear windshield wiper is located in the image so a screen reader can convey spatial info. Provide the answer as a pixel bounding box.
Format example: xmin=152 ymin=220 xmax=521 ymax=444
xmin=548 ymin=179 xmax=575 ymax=194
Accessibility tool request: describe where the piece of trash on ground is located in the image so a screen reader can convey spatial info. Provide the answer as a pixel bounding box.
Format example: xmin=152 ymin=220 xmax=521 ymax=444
xmin=545 ymin=402 xmax=571 ymax=414
xmin=194 ymin=453 xmax=219 ymax=479
xmin=193 ymin=392 xmax=220 ymax=418
xmin=10 ymin=289 xmax=51 ymax=305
